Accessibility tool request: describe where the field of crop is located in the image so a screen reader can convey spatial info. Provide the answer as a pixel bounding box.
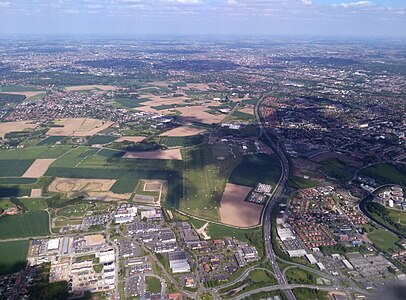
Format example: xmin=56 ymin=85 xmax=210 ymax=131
xmin=0 ymin=178 xmax=37 ymax=185
xmin=0 ymin=145 xmax=72 ymax=160
xmin=0 ymin=159 xmax=35 ymax=177
xmin=87 ymin=135 xmax=118 ymax=145
xmin=181 ymin=144 xmax=241 ymax=220
xmin=229 ymin=153 xmax=281 ymax=188
xmin=115 ymin=97 xmax=150 ymax=108
xmin=0 ymin=187 xmax=31 ymax=198
xmin=0 ymin=240 xmax=29 ymax=275
xmin=0 ymin=86 xmax=40 ymax=92
xmin=37 ymin=136 xmax=67 ymax=146
xmin=159 ymin=135 xmax=203 ymax=147
xmin=110 ymin=178 xmax=138 ymax=194
xmin=0 ymin=211 xmax=49 ymax=239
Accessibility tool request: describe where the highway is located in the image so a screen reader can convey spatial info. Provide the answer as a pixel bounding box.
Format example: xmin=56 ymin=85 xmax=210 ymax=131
xmin=254 ymin=94 xmax=297 ymax=300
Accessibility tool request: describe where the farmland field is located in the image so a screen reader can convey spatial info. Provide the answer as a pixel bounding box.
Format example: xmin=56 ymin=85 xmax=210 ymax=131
xmin=37 ymin=136 xmax=67 ymax=145
xmin=0 ymin=211 xmax=50 ymax=239
xmin=87 ymin=135 xmax=118 ymax=145
xmin=0 ymin=199 xmax=15 ymax=210
xmin=0 ymin=177 xmax=37 ymax=185
xmin=159 ymin=135 xmax=203 ymax=147
xmin=0 ymin=240 xmax=29 ymax=275
xmin=229 ymin=153 xmax=281 ymax=188
xmin=0 ymin=159 xmax=35 ymax=177
xmin=0 ymin=187 xmax=32 ymax=198
xmin=110 ymin=178 xmax=138 ymax=194
xmin=0 ymin=145 xmax=72 ymax=160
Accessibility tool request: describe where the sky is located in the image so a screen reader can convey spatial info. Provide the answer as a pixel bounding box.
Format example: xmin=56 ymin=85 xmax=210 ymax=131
xmin=0 ymin=0 xmax=405 ymax=37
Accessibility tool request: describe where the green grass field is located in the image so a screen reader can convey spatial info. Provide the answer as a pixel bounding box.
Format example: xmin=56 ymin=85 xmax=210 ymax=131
xmin=115 ymin=97 xmax=150 ymax=108
xmin=181 ymin=144 xmax=241 ymax=220
xmin=20 ymin=198 xmax=48 ymax=211
xmin=0 ymin=240 xmax=29 ymax=275
xmin=0 ymin=178 xmax=38 ymax=185
xmin=159 ymin=135 xmax=203 ymax=147
xmin=359 ymin=163 xmax=406 ymax=187
xmin=87 ymin=135 xmax=118 ymax=145
xmin=0 ymin=199 xmax=15 ymax=210
xmin=145 ymin=276 xmax=161 ymax=293
xmin=0 ymin=146 xmax=72 ymax=160
xmin=57 ymin=204 xmax=88 ymax=218
xmin=293 ymin=288 xmax=328 ymax=300
xmin=388 ymin=209 xmax=406 ymax=225
xmin=0 ymin=86 xmax=40 ymax=92
xmin=110 ymin=178 xmax=138 ymax=194
xmin=368 ymin=229 xmax=400 ymax=251
xmin=319 ymin=158 xmax=356 ymax=182
xmin=229 ymin=153 xmax=281 ymax=188
xmin=0 ymin=211 xmax=50 ymax=239
xmin=0 ymin=187 xmax=32 ymax=198
xmin=286 ymin=268 xmax=318 ymax=285
xmin=0 ymin=159 xmax=35 ymax=177
xmin=37 ymin=136 xmax=67 ymax=146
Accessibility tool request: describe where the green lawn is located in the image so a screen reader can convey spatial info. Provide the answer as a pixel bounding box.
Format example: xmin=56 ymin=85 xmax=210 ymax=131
xmin=0 ymin=240 xmax=29 ymax=275
xmin=145 ymin=276 xmax=161 ymax=293
xmin=229 ymin=153 xmax=281 ymax=188
xmin=0 ymin=199 xmax=15 ymax=210
xmin=0 ymin=211 xmax=50 ymax=239
xmin=368 ymin=229 xmax=400 ymax=251
xmin=57 ymin=204 xmax=88 ymax=218
xmin=20 ymin=198 xmax=48 ymax=211
xmin=388 ymin=209 xmax=406 ymax=226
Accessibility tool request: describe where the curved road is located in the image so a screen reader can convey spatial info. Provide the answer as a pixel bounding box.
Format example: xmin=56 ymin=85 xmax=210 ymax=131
xmin=255 ymin=94 xmax=296 ymax=300
xmin=359 ymin=184 xmax=405 ymax=239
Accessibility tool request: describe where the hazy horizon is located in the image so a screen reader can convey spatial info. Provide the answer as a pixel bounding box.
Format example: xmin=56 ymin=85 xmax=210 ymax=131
xmin=0 ymin=0 xmax=405 ymax=37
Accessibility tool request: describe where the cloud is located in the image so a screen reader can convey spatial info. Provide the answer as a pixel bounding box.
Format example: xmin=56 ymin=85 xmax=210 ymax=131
xmin=301 ymin=0 xmax=312 ymax=5
xmin=167 ymin=0 xmax=203 ymax=4
xmin=227 ymin=0 xmax=238 ymax=5
xmin=333 ymin=1 xmax=373 ymax=8
xmin=0 ymin=1 xmax=10 ymax=7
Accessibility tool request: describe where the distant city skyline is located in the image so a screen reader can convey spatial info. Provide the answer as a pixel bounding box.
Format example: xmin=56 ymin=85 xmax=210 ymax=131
xmin=0 ymin=0 xmax=405 ymax=37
